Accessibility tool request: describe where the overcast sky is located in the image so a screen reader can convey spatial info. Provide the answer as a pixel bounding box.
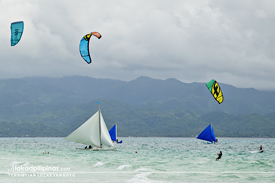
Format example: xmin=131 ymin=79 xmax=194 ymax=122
xmin=1 ymin=0 xmax=275 ymax=90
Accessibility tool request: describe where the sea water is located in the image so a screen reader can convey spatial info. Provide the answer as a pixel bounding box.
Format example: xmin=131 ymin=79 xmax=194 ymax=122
xmin=0 ymin=137 xmax=275 ymax=183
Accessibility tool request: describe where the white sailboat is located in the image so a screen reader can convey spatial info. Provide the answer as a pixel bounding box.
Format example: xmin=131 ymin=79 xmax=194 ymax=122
xmin=65 ymin=103 xmax=116 ymax=151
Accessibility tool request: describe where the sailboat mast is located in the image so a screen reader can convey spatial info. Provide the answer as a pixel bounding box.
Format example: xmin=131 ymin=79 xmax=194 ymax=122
xmin=98 ymin=103 xmax=102 ymax=148
xmin=116 ymin=123 xmax=117 ymax=141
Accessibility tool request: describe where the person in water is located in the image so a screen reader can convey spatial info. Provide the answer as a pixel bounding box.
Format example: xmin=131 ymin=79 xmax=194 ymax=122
xmin=216 ymin=151 xmax=222 ymax=161
xmin=89 ymin=145 xmax=92 ymax=149
xmin=259 ymin=145 xmax=263 ymax=152
xmin=85 ymin=146 xmax=87 ymax=149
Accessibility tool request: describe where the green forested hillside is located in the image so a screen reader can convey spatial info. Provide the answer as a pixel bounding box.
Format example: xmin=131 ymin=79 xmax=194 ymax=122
xmin=0 ymin=76 xmax=275 ymax=137
xmin=0 ymin=99 xmax=275 ymax=137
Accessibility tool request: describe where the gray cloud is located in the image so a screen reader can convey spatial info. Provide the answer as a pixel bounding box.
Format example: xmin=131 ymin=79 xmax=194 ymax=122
xmin=1 ymin=0 xmax=275 ymax=90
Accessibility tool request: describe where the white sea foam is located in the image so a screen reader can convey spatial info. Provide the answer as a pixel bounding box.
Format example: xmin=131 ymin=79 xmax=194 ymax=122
xmin=127 ymin=172 xmax=151 ymax=183
xmin=134 ymin=167 xmax=149 ymax=172
xmin=126 ymin=172 xmax=164 ymax=183
xmin=250 ymin=150 xmax=262 ymax=154
xmin=116 ymin=164 xmax=131 ymax=170
xmin=22 ymin=162 xmax=30 ymax=166
xmin=10 ymin=161 xmax=28 ymax=166
xmin=93 ymin=162 xmax=104 ymax=167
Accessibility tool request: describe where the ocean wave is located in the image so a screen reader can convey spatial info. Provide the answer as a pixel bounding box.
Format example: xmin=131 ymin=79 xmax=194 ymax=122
xmin=93 ymin=162 xmax=104 ymax=167
xmin=127 ymin=172 xmax=164 ymax=183
xmin=116 ymin=164 xmax=131 ymax=170
xmin=10 ymin=161 xmax=29 ymax=166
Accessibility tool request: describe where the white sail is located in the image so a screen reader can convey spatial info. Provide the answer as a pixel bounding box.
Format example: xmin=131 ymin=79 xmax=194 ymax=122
xmin=66 ymin=109 xmax=114 ymax=148
xmin=65 ymin=111 xmax=101 ymax=147
xmin=100 ymin=113 xmax=114 ymax=147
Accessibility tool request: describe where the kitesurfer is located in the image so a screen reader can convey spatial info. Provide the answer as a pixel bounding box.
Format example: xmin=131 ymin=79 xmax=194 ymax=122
xmin=259 ymin=145 xmax=263 ymax=153
xmin=216 ymin=151 xmax=222 ymax=161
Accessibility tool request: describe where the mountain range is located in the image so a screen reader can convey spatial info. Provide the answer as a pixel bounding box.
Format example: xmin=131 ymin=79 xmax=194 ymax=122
xmin=0 ymin=76 xmax=275 ymax=137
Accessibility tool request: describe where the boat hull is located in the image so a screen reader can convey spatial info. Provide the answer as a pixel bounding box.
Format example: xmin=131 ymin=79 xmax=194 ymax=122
xmin=76 ymin=148 xmax=117 ymax=151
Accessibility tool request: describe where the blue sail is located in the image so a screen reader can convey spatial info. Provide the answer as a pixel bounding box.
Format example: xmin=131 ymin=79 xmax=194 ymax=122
xmin=109 ymin=124 xmax=116 ymax=142
xmin=109 ymin=124 xmax=122 ymax=143
xmin=211 ymin=126 xmax=217 ymax=142
xmin=11 ymin=21 xmax=24 ymax=46
xmin=197 ymin=124 xmax=217 ymax=143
